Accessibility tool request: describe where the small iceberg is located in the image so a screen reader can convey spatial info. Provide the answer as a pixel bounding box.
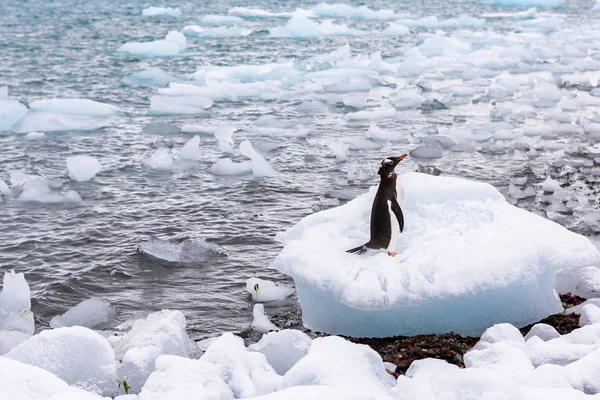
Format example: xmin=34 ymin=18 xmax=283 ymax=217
xmin=142 ymin=6 xmax=181 ymax=17
xmin=183 ymin=25 xmax=253 ymax=38
xmin=0 ymin=87 xmax=28 ymax=131
xmin=198 ymin=15 xmax=245 ymax=25
xmin=66 ymin=155 xmax=102 ymax=182
xmin=122 ymin=67 xmax=174 ymax=87
xmin=269 ymin=16 xmax=365 ymax=38
xmin=251 ymin=304 xmax=279 ymax=333
xmin=138 ymin=237 xmax=228 ymax=262
xmin=239 ymin=140 xmax=277 ymax=178
xmin=117 ymin=31 xmax=187 ymax=57
xmin=272 ymin=173 xmax=600 ymax=337
xmin=210 ymin=158 xmax=253 ymax=176
xmin=142 ymin=148 xmax=174 ymax=171
xmin=49 ymin=297 xmax=115 ymax=329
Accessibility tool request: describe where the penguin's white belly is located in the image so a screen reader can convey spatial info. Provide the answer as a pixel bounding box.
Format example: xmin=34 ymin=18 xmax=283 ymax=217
xmin=386 ymin=200 xmax=399 ymax=252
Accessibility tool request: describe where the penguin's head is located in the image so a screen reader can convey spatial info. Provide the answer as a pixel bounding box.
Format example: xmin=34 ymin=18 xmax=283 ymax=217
xmin=378 ymin=155 xmax=407 ymax=177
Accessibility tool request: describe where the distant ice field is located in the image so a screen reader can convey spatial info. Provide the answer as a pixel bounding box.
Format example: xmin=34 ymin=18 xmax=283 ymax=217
xmin=1 ymin=0 xmax=600 ymax=340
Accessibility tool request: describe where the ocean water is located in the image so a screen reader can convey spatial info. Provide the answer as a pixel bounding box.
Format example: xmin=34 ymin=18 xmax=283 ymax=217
xmin=1 ymin=0 xmax=600 ymax=340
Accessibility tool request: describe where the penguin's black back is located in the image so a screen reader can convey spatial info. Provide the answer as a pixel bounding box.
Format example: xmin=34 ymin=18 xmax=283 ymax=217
xmin=368 ymin=173 xmax=397 ymax=249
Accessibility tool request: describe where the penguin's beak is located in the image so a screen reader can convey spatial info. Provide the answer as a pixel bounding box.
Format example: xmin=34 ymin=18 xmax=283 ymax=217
xmin=397 ymin=155 xmax=408 ymax=161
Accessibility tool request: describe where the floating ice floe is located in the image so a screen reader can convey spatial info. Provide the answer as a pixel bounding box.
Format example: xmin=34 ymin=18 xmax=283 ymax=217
xmin=246 ymin=277 xmax=294 ymax=302
xmin=272 ymin=173 xmax=600 ymax=337
xmin=410 ymin=140 xmax=443 ymax=159
xmin=489 ymin=0 xmax=564 ymax=6
xmin=142 ymin=6 xmax=181 ymax=17
xmin=345 ymin=107 xmax=397 ymax=121
xmin=117 ymin=31 xmax=187 ymax=57
xmin=269 ymin=16 xmax=365 ymax=38
xmin=149 ymin=95 xmax=213 ymax=115
xmin=29 ymin=98 xmax=119 ymax=117
xmin=0 ymin=271 xmax=34 ymax=355
xmin=198 ymin=15 xmax=245 ymax=25
xmin=25 ymin=131 xmax=46 ymax=140
xmin=482 ymin=8 xmax=538 ymax=19
xmin=380 ymin=22 xmax=411 ymax=36
xmin=183 ymin=25 xmax=253 ymax=38
xmin=66 ymin=155 xmax=102 ymax=182
xmin=366 ymin=124 xmax=403 ymax=142
xmin=252 ymin=304 xmax=279 ymax=333
xmin=50 ymin=297 xmax=115 ymax=329
xmin=214 ymin=126 xmax=235 ymax=154
xmin=178 ymin=135 xmax=202 ymax=161
xmin=0 ymin=179 xmax=10 ymax=196
xmin=138 ymin=237 xmax=227 ymax=262
xmin=17 ymin=177 xmax=82 ymax=204
xmin=11 ymin=112 xmax=110 ymax=133
xmin=5 ymin=326 xmax=118 ymax=396
xmin=122 ymin=67 xmax=174 ymax=87
xmin=311 ymin=3 xmax=396 ymax=20
xmin=0 ymin=88 xmax=28 ymax=131
xmin=210 ymin=158 xmax=253 ymax=176
xmin=239 ymin=140 xmax=277 ymax=178
xmin=228 ymin=6 xmax=313 ymax=19
xmin=248 ymin=330 xmax=311 ymax=375
xmin=142 ymin=148 xmax=173 ymax=171
xmin=329 ymin=143 xmax=348 ymax=162
xmin=113 ymin=310 xmax=197 ymax=394
xmin=396 ymin=15 xmax=486 ymax=29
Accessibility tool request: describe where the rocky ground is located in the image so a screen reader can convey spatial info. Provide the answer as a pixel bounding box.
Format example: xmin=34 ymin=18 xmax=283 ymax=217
xmin=347 ymin=293 xmax=586 ymax=377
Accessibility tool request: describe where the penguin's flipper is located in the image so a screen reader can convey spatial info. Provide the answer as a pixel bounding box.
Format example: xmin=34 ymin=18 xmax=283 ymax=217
xmin=391 ymin=198 xmax=404 ymax=233
xmin=346 ymin=244 xmax=369 ymax=255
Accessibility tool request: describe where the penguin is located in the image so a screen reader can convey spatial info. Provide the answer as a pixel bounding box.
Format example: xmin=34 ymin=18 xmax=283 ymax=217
xmin=347 ymin=155 xmax=407 ymax=256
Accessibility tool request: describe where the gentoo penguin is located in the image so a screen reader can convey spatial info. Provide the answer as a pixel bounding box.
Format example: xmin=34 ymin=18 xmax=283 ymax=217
xmin=347 ymin=155 xmax=407 ymax=256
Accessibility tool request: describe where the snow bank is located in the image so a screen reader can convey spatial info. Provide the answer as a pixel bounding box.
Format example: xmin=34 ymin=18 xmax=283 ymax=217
xmin=5 ymin=326 xmax=117 ymax=396
xmin=239 ymin=140 xmax=277 ymax=177
xmin=140 ymin=333 xmax=282 ymax=399
xmin=0 ymin=271 xmax=34 ymax=355
xmin=113 ymin=310 xmax=195 ymax=394
xmin=273 ymin=173 xmax=599 ymax=337
xmin=0 ymin=357 xmax=106 ymax=400
xmin=122 ymin=67 xmax=174 ymax=87
xmin=0 ymin=99 xmax=28 ymax=131
xmin=29 ymin=98 xmax=119 ymax=117
xmin=246 ymin=277 xmax=294 ymax=302
xmin=10 ymin=112 xmax=109 ymax=133
xmin=66 ymin=155 xmax=102 ymax=182
xmin=117 ymin=31 xmax=186 ymax=57
xmin=142 ymin=6 xmax=181 ymax=17
xmin=311 ymin=3 xmax=396 ymax=20
xmin=269 ymin=16 xmax=364 ymax=38
xmin=248 ymin=330 xmax=311 ymax=375
xmin=50 ymin=297 xmax=115 ymax=329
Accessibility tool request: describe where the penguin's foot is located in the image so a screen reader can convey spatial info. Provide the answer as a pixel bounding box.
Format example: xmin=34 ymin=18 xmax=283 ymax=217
xmin=388 ymin=251 xmax=397 ymax=257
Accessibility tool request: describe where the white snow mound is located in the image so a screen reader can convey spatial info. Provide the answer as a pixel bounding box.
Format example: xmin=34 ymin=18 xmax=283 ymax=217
xmin=246 ymin=277 xmax=294 ymax=302
xmin=66 ymin=155 xmax=102 ymax=182
xmin=0 ymin=271 xmax=34 ymax=355
xmin=5 ymin=326 xmax=118 ymax=396
xmin=273 ymin=172 xmax=600 ymax=337
xmin=248 ymin=329 xmax=311 ymax=375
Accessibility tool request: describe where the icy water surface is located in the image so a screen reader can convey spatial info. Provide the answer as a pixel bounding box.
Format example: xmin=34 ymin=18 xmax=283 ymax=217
xmin=1 ymin=0 xmax=600 ymax=339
